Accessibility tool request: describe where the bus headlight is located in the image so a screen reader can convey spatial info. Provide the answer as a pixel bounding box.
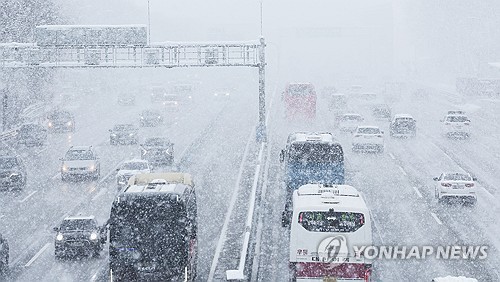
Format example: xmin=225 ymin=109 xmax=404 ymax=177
xmin=62 ymin=164 xmax=68 ymax=172
xmin=90 ymin=232 xmax=98 ymax=241
xmin=56 ymin=233 xmax=64 ymax=241
xmin=88 ymin=164 xmax=96 ymax=171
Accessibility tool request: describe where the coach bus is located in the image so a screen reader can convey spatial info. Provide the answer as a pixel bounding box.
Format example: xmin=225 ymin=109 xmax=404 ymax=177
xmin=108 ymin=173 xmax=197 ymax=281
xmin=282 ymin=82 xmax=317 ymax=119
xmin=284 ymin=184 xmax=373 ymax=281
xmin=280 ymin=132 xmax=345 ymax=210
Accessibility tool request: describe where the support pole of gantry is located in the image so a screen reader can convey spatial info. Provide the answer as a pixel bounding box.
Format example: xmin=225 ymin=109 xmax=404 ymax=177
xmin=256 ymin=37 xmax=266 ymax=142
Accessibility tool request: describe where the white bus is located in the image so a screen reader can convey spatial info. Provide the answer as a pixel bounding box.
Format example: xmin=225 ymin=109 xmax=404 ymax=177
xmin=285 ymin=184 xmax=373 ymax=282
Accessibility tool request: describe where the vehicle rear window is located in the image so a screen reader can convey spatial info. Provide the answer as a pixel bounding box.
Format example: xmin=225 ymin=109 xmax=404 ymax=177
xmin=114 ymin=124 xmax=135 ymax=131
xmin=443 ymin=173 xmax=471 ymax=181
xmin=288 ymin=84 xmax=313 ymax=96
xmin=298 ymin=211 xmax=365 ymax=232
xmin=357 ymin=127 xmax=380 ymax=134
xmin=446 ymin=116 xmax=468 ymax=122
xmin=341 ymin=115 xmax=362 ymax=121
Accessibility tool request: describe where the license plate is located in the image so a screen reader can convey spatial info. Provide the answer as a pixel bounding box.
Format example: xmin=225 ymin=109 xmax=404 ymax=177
xmin=452 ymin=184 xmax=463 ymax=189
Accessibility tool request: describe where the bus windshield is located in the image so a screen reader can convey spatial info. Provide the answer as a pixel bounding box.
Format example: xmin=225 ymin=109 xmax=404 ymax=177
xmin=288 ymin=84 xmax=313 ymax=96
xmin=298 ymin=211 xmax=365 ymax=233
xmin=288 ymin=143 xmax=343 ymax=164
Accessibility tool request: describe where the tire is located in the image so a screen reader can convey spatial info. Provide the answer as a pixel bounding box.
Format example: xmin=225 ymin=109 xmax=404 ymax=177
xmin=61 ymin=173 xmax=67 ymax=182
xmin=110 ymin=139 xmax=116 ymax=145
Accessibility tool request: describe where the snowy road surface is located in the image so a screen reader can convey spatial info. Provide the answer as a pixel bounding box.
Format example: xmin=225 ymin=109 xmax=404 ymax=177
xmin=1 ymin=74 xmax=499 ymax=282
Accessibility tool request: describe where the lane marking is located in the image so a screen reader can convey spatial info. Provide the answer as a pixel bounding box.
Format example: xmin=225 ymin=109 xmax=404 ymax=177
xmin=413 ymin=186 xmax=423 ymax=198
xmin=19 ymin=191 xmax=38 ymax=203
xmin=430 ymin=212 xmax=443 ymax=225
xmin=389 ymin=153 xmax=396 ymax=160
xmin=24 ymin=243 xmax=50 ymax=267
xmin=208 ymin=129 xmax=254 ymax=282
xmin=398 ymin=166 xmax=407 ymax=176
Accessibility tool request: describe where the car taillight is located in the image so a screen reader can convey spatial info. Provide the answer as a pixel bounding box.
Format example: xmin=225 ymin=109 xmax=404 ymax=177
xmin=465 ymin=183 xmax=474 ymax=188
xmin=441 ymin=183 xmax=452 ymax=187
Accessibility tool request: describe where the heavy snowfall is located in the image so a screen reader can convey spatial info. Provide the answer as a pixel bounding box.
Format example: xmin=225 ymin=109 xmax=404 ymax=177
xmin=0 ymin=1 xmax=499 ymax=282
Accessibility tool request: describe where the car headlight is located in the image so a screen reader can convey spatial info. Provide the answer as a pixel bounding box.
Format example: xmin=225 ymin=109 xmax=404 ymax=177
xmin=225 ymin=93 xmax=230 ymax=96
xmin=90 ymin=232 xmax=98 ymax=241
xmin=174 ymin=101 xmax=178 ymax=105
xmin=188 ymin=96 xmax=192 ymax=99
xmin=164 ymin=149 xmax=171 ymax=154
xmin=9 ymin=172 xmax=20 ymax=177
xmin=129 ymin=133 xmax=135 ymax=136
xmin=111 ymin=133 xmax=117 ymax=137
xmin=67 ymin=121 xmax=72 ymax=126
xmin=56 ymin=233 xmax=64 ymax=241
xmin=141 ymin=116 xmax=144 ymax=119
xmin=214 ymin=93 xmax=218 ymax=96
xmin=48 ymin=122 xmax=53 ymax=127
xmin=157 ymin=116 xmax=161 ymax=119
xmin=62 ymin=164 xmax=68 ymax=172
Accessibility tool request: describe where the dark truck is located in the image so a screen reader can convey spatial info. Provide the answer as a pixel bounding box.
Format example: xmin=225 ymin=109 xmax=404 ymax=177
xmin=140 ymin=137 xmax=174 ymax=166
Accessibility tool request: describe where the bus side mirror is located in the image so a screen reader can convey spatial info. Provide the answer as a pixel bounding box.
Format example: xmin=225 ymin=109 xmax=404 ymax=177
xmin=433 ymin=177 xmax=439 ymax=181
xmin=279 ymin=150 xmax=285 ymax=163
xmin=472 ymin=177 xmax=477 ymax=181
xmin=281 ymin=211 xmax=292 ymax=227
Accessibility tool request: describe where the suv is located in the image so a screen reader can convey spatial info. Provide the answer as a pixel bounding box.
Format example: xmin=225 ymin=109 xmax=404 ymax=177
xmin=53 ymin=216 xmax=107 ymax=258
xmin=0 ymin=233 xmax=8 ymax=274
xmin=46 ymin=110 xmax=75 ymax=132
xmin=16 ymin=123 xmax=47 ymax=146
xmin=60 ymin=146 xmax=100 ymax=181
xmin=0 ymin=155 xmax=27 ymax=191
xmin=390 ymin=114 xmax=416 ymax=137
xmin=441 ymin=114 xmax=471 ymax=138
xmin=109 ymin=124 xmax=139 ymax=145
xmin=139 ymin=109 xmax=163 ymax=127
xmin=116 ymin=159 xmax=151 ymax=189
xmin=140 ymin=137 xmax=174 ymax=166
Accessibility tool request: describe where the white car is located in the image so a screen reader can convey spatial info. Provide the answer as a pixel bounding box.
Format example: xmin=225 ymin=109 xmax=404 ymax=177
xmin=60 ymin=146 xmax=100 ymax=181
xmin=337 ymin=113 xmax=364 ymax=132
xmin=441 ymin=114 xmax=471 ymax=138
xmin=352 ymin=126 xmax=384 ymax=153
xmin=116 ymin=159 xmax=151 ymax=189
xmin=433 ymin=172 xmax=477 ymax=205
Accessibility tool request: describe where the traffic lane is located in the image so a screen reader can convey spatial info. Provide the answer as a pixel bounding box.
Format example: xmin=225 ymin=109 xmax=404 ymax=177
xmin=16 ymin=86 xmax=256 ymax=281
xmin=3 ymin=85 xmax=225 ymax=279
xmin=347 ymin=150 xmax=485 ymax=281
xmin=254 ymin=140 xmax=290 ymax=282
xmin=385 ymin=136 xmax=500 ymax=280
xmin=394 ymin=86 xmax=500 ymax=195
